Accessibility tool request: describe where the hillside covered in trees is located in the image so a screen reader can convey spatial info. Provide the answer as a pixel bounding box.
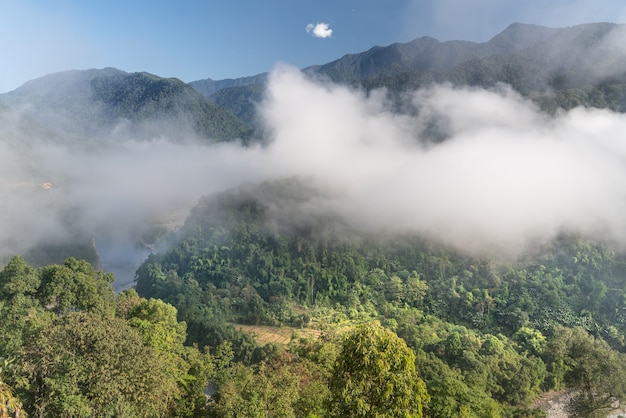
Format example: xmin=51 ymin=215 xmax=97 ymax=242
xmin=130 ymin=178 xmax=626 ymax=417
xmin=3 ymin=21 xmax=626 ymax=418
xmin=1 ymin=68 xmax=252 ymax=144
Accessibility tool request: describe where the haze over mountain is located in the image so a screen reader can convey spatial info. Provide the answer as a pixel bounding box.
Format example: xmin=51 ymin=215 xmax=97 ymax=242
xmin=303 ymin=22 xmax=626 ymax=85
xmin=190 ymin=73 xmax=268 ymax=97
xmin=2 ymin=22 xmax=626 ymax=288
xmin=191 ymin=22 xmax=625 ymax=92
xmin=1 ymin=68 xmax=251 ymax=143
xmin=199 ymin=22 xmax=626 ymax=125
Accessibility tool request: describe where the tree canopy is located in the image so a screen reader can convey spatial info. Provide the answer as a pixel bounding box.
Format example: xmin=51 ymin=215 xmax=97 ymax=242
xmin=329 ymin=321 xmax=429 ymax=418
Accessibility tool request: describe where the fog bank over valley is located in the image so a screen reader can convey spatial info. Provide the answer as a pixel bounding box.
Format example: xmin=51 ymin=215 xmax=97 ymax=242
xmin=3 ymin=65 xmax=626 ymax=287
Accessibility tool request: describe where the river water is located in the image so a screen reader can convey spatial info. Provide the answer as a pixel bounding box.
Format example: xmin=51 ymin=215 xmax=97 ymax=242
xmin=96 ymin=238 xmax=152 ymax=292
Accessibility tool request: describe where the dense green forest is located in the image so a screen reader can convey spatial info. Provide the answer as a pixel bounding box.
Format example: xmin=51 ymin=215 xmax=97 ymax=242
xmin=129 ymin=178 xmax=626 ymax=417
xmin=5 ymin=179 xmax=626 ymax=416
xmin=4 ymin=257 xmax=626 ymax=417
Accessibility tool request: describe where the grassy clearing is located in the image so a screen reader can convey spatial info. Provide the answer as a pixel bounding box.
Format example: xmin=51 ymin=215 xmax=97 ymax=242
xmin=233 ymin=324 xmax=321 ymax=346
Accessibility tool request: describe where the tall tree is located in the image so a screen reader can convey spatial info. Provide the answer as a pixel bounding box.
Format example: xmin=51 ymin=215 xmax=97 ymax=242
xmin=0 ymin=255 xmax=39 ymax=299
xmin=328 ymin=321 xmax=429 ymax=418
xmin=37 ymin=257 xmax=115 ymax=316
xmin=24 ymin=312 xmax=180 ymax=417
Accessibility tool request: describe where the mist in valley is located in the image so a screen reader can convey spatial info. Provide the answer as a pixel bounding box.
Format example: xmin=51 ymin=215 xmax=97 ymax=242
xmin=3 ymin=64 xmax=626 ymax=288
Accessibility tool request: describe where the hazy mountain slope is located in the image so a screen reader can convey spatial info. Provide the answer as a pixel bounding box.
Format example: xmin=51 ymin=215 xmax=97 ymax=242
xmin=321 ymin=22 xmax=626 ymax=89
xmin=190 ymin=75 xmax=268 ymax=129
xmin=190 ymin=73 xmax=268 ymax=97
xmin=479 ymin=22 xmax=561 ymax=54
xmin=0 ymin=68 xmax=251 ymax=142
xmin=191 ymin=22 xmax=560 ymax=91
xmin=460 ymin=23 xmax=623 ymax=85
xmin=523 ymin=22 xmax=626 ymax=87
xmin=208 ymin=84 xmax=266 ymax=130
xmin=195 ymin=22 xmax=626 ymax=117
xmin=0 ymin=99 xmax=66 ymax=147
xmin=0 ymin=69 xmax=252 ymax=270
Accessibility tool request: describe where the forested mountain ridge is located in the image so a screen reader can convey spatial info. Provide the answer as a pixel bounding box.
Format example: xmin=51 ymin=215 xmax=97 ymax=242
xmin=0 ymin=68 xmax=252 ymax=143
xmin=190 ymin=73 xmax=268 ymax=97
xmin=306 ymin=22 xmax=624 ymax=85
xmin=304 ymin=22 xmax=558 ymax=82
xmin=192 ymin=22 xmax=563 ymax=93
xmin=2 ymin=22 xmax=624 ymax=144
xmin=200 ymin=22 xmax=626 ymax=125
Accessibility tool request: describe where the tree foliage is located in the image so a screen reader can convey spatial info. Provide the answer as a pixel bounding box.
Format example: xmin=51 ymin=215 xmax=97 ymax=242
xmin=328 ymin=322 xmax=429 ymax=418
xmin=0 ymin=256 xmax=212 ymax=417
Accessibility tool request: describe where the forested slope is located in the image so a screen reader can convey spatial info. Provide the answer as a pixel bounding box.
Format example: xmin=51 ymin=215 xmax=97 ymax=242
xmin=0 ymin=68 xmax=252 ymax=143
xmin=133 ymin=178 xmax=626 ymax=417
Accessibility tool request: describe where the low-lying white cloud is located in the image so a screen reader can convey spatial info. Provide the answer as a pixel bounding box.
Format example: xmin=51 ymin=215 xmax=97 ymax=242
xmin=3 ymin=64 xmax=626 ymax=274
xmin=258 ymin=66 xmax=626 ymax=256
xmin=306 ymin=22 xmax=333 ymax=38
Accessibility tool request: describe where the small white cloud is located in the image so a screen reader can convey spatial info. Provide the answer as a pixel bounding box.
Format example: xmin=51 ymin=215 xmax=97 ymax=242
xmin=306 ymin=22 xmax=333 ymax=38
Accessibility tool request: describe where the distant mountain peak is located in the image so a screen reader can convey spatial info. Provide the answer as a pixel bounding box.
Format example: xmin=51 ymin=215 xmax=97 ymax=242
xmin=0 ymin=68 xmax=251 ymax=142
xmin=485 ymin=22 xmax=560 ymax=52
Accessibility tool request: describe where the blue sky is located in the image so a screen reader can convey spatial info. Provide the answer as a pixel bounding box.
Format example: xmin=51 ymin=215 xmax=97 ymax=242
xmin=1 ymin=0 xmax=626 ymax=93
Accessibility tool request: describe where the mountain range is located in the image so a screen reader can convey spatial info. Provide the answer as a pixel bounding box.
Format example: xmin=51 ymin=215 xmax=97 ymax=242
xmin=2 ymin=22 xmax=626 ymax=144
xmin=0 ymin=68 xmax=251 ymax=144
xmin=204 ymin=21 xmax=626 ymax=125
